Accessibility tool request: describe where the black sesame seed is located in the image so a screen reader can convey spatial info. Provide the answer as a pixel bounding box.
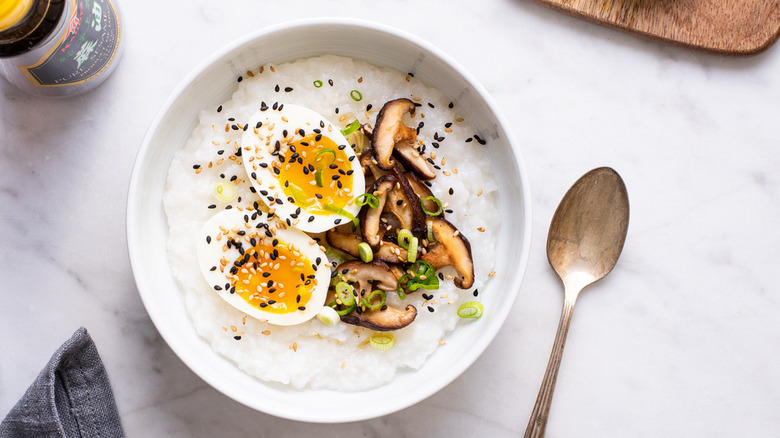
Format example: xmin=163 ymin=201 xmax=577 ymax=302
xmin=465 ymin=137 xmax=473 ymax=143
xmin=366 ymin=104 xmax=373 ymax=111
xmin=328 ymin=79 xmax=334 ymax=86
xmin=237 ymin=76 xmax=243 ymax=82
xmin=206 ymin=235 xmax=212 ymax=244
xmin=285 ymin=87 xmax=294 ymax=92
xmin=231 ymin=124 xmax=239 ymax=130
xmin=445 ymin=209 xmax=454 ymax=213
xmin=210 ymin=266 xmax=216 ymax=271
xmin=214 ymin=285 xmax=222 ymax=291
xmin=335 ymin=107 xmax=339 ymax=114
xmin=234 ymin=335 xmax=242 ymax=340
xmin=449 ymin=188 xmax=454 ymax=195
xmin=473 ymin=289 xmax=479 ymax=297
xmin=208 ymin=204 xmax=217 ymax=209
xmin=445 ymin=122 xmax=452 ymax=128
xmin=193 ymin=164 xmax=201 ymax=169
xmin=308 ymin=216 xmax=315 ymax=222
xmin=448 ymin=102 xmax=454 ymax=108
xmin=217 ymin=105 xmax=223 ymax=112
xmin=427 ymin=306 xmax=435 ymax=313
xmin=274 ymin=84 xmax=280 ymax=92
xmin=380 ymin=305 xmax=388 ymax=311
xmin=260 ymin=102 xmax=268 ymax=111
xmin=298 ymin=306 xmax=306 ymax=311
xmin=428 ymin=102 xmax=435 ymax=108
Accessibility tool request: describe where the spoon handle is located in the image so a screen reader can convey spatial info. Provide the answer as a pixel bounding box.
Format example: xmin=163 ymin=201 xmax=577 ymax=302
xmin=524 ymin=296 xmax=577 ymax=438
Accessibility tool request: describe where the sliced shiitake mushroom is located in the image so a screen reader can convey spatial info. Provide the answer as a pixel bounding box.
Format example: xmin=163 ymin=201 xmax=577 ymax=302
xmin=336 ymin=261 xmax=417 ymax=331
xmin=391 ymin=166 xmax=427 ymax=237
xmin=361 ymin=175 xmax=396 ymax=248
xmin=421 ymin=217 xmax=474 ymax=289
xmin=326 ymin=229 xmax=407 ymax=264
xmin=371 ymin=98 xmax=417 ymax=170
xmin=393 ymin=143 xmax=436 ymax=180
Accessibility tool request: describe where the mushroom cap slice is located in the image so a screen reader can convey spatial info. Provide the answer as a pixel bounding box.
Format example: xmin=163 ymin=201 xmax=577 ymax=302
xmin=341 ymin=304 xmax=418 ymax=332
xmin=335 ymin=260 xmax=417 ymax=331
xmin=391 ymin=166 xmax=428 ymax=237
xmin=361 ymin=175 xmax=396 ymax=248
xmin=326 ymin=229 xmax=407 ymax=264
xmin=393 ymin=142 xmax=436 ymax=180
xmin=371 ymin=98 xmax=417 ymax=170
xmin=421 ymin=218 xmax=475 ymax=289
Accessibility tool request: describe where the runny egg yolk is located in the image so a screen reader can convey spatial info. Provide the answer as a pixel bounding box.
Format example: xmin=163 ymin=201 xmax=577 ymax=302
xmin=230 ymin=238 xmax=317 ymax=314
xmin=277 ymin=133 xmax=354 ymax=214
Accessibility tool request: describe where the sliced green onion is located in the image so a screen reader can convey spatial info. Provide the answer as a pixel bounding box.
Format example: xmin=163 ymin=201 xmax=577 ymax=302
xmin=397 ymin=229 xmax=413 ymax=249
xmin=315 ymin=148 xmax=336 ymax=164
xmin=361 ymin=290 xmax=386 ymax=310
xmin=396 ymin=283 xmax=407 ymax=300
xmin=350 ymin=90 xmax=363 ymax=101
xmin=313 ymin=80 xmax=323 ymax=88
xmin=335 ymin=281 xmax=355 ymax=306
xmin=340 ymin=119 xmax=361 ymax=136
xmin=324 ymin=246 xmax=349 ymax=265
xmin=317 ymin=306 xmax=340 ymax=326
xmin=358 ymin=242 xmax=373 ymax=263
xmin=412 ymin=260 xmax=435 ymax=278
xmin=289 ymin=184 xmax=314 ymax=207
xmin=421 ymin=196 xmax=443 ymax=216
xmin=356 ymin=193 xmax=380 ymax=209
xmin=213 ymin=182 xmax=237 ymax=202
xmin=426 ymin=220 xmax=435 ymax=243
xmin=323 ymin=204 xmax=359 ymax=229
xmin=407 ymin=237 xmax=418 ymax=263
xmin=370 ymin=333 xmax=395 ymax=351
xmin=314 ymin=148 xmax=337 ymax=188
xmin=336 ymin=302 xmax=356 ymax=316
xmin=457 ymin=301 xmax=484 ymax=319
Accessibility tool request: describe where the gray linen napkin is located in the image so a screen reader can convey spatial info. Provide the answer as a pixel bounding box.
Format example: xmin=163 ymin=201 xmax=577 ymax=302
xmin=0 ymin=327 xmax=125 ymax=438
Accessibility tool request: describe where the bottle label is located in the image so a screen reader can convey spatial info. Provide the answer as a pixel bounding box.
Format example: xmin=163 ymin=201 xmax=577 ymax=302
xmin=18 ymin=0 xmax=120 ymax=87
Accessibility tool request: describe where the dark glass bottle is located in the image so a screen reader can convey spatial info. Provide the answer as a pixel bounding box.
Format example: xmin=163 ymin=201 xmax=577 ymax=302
xmin=0 ymin=0 xmax=123 ymax=97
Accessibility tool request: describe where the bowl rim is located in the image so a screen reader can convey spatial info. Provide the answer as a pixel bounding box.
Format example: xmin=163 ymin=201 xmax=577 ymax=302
xmin=127 ymin=16 xmax=532 ymax=422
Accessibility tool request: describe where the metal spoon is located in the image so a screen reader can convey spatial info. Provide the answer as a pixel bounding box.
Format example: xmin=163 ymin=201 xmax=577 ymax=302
xmin=524 ymin=167 xmax=630 ymax=438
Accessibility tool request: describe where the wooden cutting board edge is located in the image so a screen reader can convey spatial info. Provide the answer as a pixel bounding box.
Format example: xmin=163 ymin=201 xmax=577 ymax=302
xmin=529 ymin=0 xmax=780 ymax=56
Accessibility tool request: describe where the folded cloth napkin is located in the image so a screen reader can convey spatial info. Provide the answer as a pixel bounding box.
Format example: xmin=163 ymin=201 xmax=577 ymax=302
xmin=0 ymin=328 xmax=125 ymax=438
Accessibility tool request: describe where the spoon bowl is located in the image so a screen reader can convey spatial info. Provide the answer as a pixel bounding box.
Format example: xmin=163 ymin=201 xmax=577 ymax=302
xmin=525 ymin=167 xmax=629 ymax=437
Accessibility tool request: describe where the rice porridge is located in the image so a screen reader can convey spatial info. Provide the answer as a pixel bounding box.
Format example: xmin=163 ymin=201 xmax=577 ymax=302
xmin=163 ymin=54 xmax=499 ymax=390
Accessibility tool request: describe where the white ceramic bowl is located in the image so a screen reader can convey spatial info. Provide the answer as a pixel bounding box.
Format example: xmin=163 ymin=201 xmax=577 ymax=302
xmin=127 ymin=18 xmax=531 ymax=423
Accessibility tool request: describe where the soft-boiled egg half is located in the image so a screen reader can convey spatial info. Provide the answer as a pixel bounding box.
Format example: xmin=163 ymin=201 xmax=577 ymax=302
xmin=197 ymin=209 xmax=330 ymax=325
xmin=241 ymin=104 xmax=365 ymax=233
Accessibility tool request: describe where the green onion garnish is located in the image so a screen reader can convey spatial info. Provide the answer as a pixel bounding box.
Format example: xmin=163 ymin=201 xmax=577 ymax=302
xmin=361 ymin=290 xmax=386 ymax=310
xmin=324 ymin=246 xmax=349 ymax=265
xmin=213 ymin=182 xmax=237 ymax=202
xmin=289 ymin=184 xmax=314 ymax=207
xmin=407 ymin=237 xmax=418 ymax=263
xmin=336 ymin=302 xmax=356 ymax=316
xmin=350 ymin=90 xmax=363 ymax=101
xmin=314 ymin=148 xmax=337 ymax=188
xmin=356 ymin=193 xmax=379 ymax=209
xmin=323 ymin=204 xmax=359 ymax=229
xmin=358 ymin=242 xmax=373 ymax=263
xmin=397 ymin=229 xmax=413 ymax=249
xmin=457 ymin=301 xmax=484 ymax=319
xmin=370 ymin=333 xmax=394 ymax=351
xmin=396 ymin=284 xmax=407 ymax=300
xmin=317 ymin=306 xmax=340 ymax=326
xmin=313 ymin=80 xmax=323 ymax=88
xmin=421 ymin=196 xmax=443 ymax=216
xmin=336 ymin=281 xmax=355 ymax=306
xmin=398 ymin=261 xmax=439 ymax=292
xmin=340 ymin=119 xmax=361 ymax=136
xmin=426 ymin=220 xmax=435 ymax=243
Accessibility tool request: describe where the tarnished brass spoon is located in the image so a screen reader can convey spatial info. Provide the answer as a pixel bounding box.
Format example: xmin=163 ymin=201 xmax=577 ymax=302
xmin=524 ymin=167 xmax=629 ymax=437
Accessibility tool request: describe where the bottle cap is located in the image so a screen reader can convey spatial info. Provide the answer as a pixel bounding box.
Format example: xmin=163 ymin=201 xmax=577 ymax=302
xmin=0 ymin=0 xmax=33 ymax=32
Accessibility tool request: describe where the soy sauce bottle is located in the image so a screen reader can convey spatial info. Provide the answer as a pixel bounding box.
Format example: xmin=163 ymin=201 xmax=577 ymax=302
xmin=0 ymin=0 xmax=122 ymax=97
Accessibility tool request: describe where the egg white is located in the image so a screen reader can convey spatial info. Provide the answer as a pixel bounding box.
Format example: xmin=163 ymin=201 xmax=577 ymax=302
xmin=241 ymin=104 xmax=365 ymax=233
xmin=196 ymin=209 xmax=330 ymax=326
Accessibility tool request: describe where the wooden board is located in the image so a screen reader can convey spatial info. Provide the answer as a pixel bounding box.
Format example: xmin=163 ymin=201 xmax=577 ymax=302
xmin=530 ymin=0 xmax=780 ymax=55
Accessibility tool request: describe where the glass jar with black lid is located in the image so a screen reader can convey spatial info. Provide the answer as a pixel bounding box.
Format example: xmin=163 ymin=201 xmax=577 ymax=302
xmin=0 ymin=0 xmax=122 ymax=97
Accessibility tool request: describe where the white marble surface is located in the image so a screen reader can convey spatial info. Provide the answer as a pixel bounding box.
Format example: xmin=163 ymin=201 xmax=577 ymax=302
xmin=2 ymin=0 xmax=780 ymax=436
